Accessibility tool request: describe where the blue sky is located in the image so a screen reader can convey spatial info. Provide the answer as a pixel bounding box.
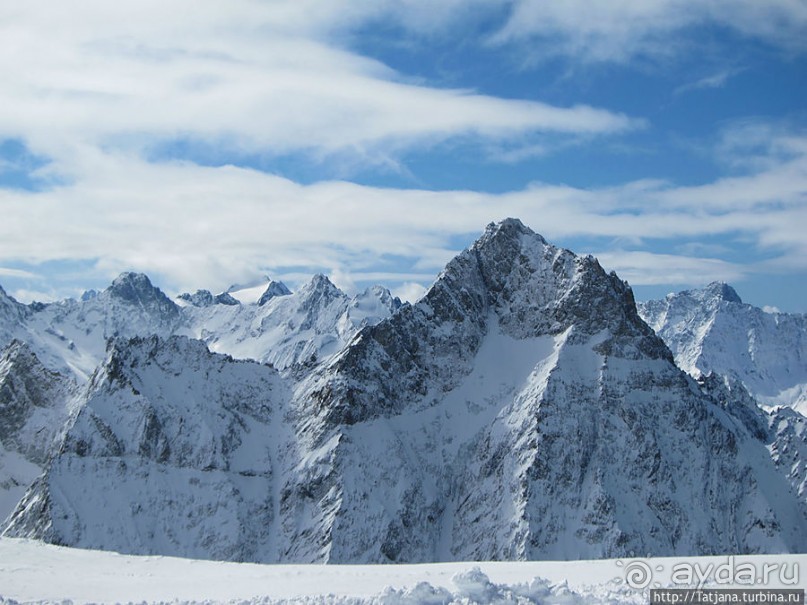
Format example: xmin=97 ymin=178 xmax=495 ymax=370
xmin=1 ymin=1 xmax=805 ymax=311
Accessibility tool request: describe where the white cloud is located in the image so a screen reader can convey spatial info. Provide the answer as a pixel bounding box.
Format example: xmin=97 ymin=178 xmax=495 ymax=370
xmin=491 ymin=0 xmax=807 ymax=63
xmin=9 ymin=288 xmax=66 ymax=304
xmin=0 ymin=0 xmax=637 ymax=172
xmin=0 ymin=4 xmax=804 ymax=302
xmin=0 ymin=267 xmax=39 ymax=280
xmin=1 ymin=126 xmax=805 ymax=296
xmin=590 ymin=251 xmax=746 ymax=286
xmin=673 ymin=68 xmax=743 ymax=96
xmin=393 ymin=282 xmax=428 ymax=304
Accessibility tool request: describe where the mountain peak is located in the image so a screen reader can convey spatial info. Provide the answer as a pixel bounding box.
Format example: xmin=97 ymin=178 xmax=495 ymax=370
xmin=177 ymin=289 xmax=216 ymax=307
xmin=300 ymin=274 xmax=342 ymax=298
xmin=177 ymin=288 xmax=241 ymax=307
xmin=477 ymin=218 xmax=546 ymax=250
xmin=439 ymin=219 xmax=658 ymax=351
xmin=0 ymin=284 xmax=23 ymax=308
xmin=0 ymin=284 xmax=28 ymax=328
xmin=700 ymin=281 xmax=743 ymax=304
xmin=105 ymin=272 xmax=178 ymax=318
xmin=213 ymin=291 xmax=239 ymax=306
xmin=257 ymin=280 xmax=292 ymax=306
xmin=108 ymin=272 xmax=157 ymax=298
xmin=320 ymin=221 xmax=670 ymax=427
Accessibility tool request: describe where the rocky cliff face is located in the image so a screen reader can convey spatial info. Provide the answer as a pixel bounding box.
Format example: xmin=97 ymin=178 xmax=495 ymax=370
xmin=0 ymin=341 xmax=76 ymax=521
xmin=4 ymin=335 xmax=292 ymax=562
xmin=769 ymin=406 xmax=807 ymax=504
xmin=286 ymin=219 xmax=807 ymax=562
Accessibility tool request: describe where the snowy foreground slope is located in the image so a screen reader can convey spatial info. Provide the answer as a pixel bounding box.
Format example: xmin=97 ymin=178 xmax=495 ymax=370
xmin=3 ymin=219 xmax=806 ymax=563
xmin=0 ymin=538 xmax=804 ymax=605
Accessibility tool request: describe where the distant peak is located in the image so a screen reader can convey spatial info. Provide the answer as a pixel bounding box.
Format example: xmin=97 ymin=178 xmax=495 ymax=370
xmin=482 ymin=218 xmax=537 ymax=239
xmin=178 ymin=289 xmax=241 ymax=307
xmin=177 ymin=289 xmax=215 ymax=307
xmin=0 ymin=285 xmax=28 ymax=320
xmin=257 ymin=280 xmax=292 ymax=306
xmin=109 ymin=272 xmax=154 ymax=292
xmin=295 ymin=274 xmax=345 ymax=308
xmin=0 ymin=283 xmax=20 ymax=304
xmin=214 ymin=292 xmax=240 ymax=306
xmin=105 ymin=272 xmax=178 ymax=315
xmin=305 ymin=274 xmax=340 ymax=293
xmin=225 ymin=275 xmax=272 ymax=294
xmin=354 ymin=285 xmax=403 ymax=312
xmin=700 ymin=282 xmax=743 ymax=304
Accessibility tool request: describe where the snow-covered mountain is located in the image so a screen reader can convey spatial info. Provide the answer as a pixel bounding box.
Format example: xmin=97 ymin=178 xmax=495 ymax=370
xmin=287 ymin=219 xmax=806 ymax=562
xmin=5 ymin=335 xmax=292 ymax=561
xmin=0 ymin=272 xmax=401 ymax=386
xmin=0 ymin=272 xmax=181 ymax=382
xmin=177 ymin=275 xmax=403 ymax=375
xmin=638 ymin=283 xmax=807 ymax=520
xmin=0 ymin=341 xmax=77 ymax=521
xmin=638 ymin=282 xmax=807 ymax=414
xmin=7 ymin=219 xmax=804 ymax=563
xmin=0 ymin=286 xmax=28 ymax=348
xmin=0 ymin=272 xmax=401 ymax=543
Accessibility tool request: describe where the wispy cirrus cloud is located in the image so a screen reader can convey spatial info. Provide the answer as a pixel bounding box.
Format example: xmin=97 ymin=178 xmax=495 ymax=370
xmin=0 ymin=268 xmax=40 ymax=280
xmin=673 ymin=68 xmax=745 ymax=96
xmin=491 ymin=0 xmax=807 ymax=63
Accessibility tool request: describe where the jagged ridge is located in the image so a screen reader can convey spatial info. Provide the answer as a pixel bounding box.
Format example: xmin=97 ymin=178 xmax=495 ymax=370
xmin=0 ymin=220 xmax=805 ymax=564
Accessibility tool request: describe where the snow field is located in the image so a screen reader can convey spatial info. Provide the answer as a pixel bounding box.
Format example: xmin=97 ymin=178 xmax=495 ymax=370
xmin=0 ymin=539 xmax=804 ymax=605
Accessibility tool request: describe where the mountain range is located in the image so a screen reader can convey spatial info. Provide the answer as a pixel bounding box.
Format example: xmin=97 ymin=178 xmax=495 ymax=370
xmin=0 ymin=219 xmax=804 ymax=563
